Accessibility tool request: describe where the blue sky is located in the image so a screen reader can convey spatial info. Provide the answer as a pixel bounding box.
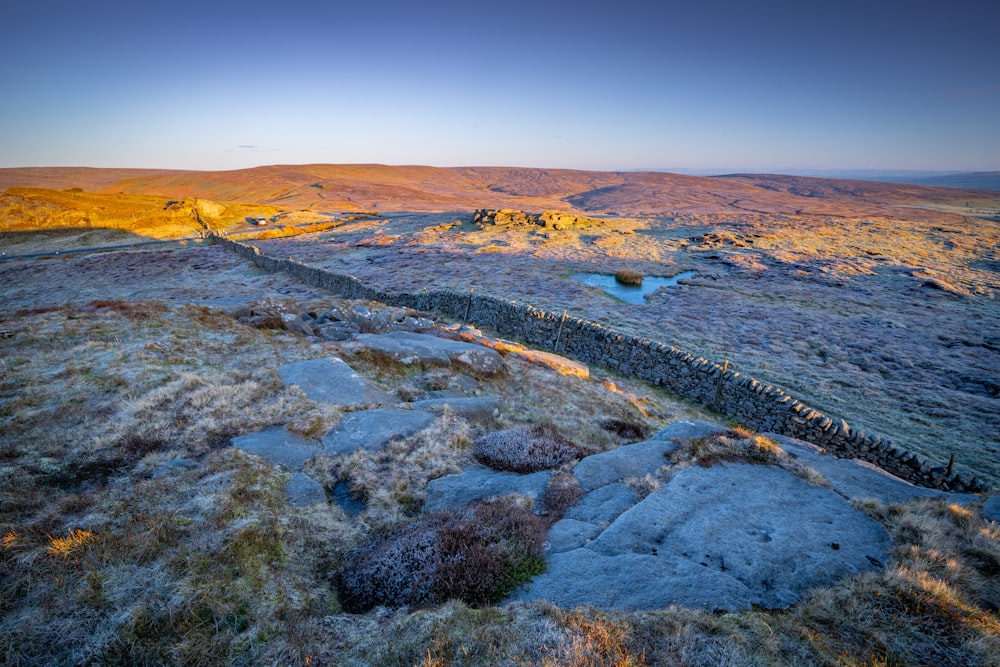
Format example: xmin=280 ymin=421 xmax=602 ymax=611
xmin=2 ymin=0 xmax=998 ymax=172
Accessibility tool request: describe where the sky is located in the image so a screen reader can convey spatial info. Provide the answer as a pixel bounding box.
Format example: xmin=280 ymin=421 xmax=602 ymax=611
xmin=1 ymin=0 xmax=998 ymax=173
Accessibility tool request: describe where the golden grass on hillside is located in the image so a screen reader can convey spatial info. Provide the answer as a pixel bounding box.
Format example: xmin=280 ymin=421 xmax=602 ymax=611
xmin=254 ymin=221 xmax=341 ymax=240
xmin=0 ymin=187 xmax=284 ymax=241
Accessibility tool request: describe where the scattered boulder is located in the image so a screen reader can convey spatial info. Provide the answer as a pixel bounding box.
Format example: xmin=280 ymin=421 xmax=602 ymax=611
xmin=314 ymin=321 xmax=359 ymax=341
xmin=230 ymin=425 xmax=321 ymax=471
xmin=337 ymin=497 xmax=547 ymax=612
xmin=279 ymin=357 xmax=393 ymax=407
xmin=347 ymin=331 xmax=504 ymax=376
xmin=474 ymin=425 xmax=582 ymax=473
xmin=285 ymin=472 xmax=327 ymax=507
xmin=321 ymin=408 xmax=435 ymax=456
xmin=232 ymin=297 xmax=311 ymax=333
xmin=424 ymin=466 xmax=551 ymax=514
xmin=281 ymin=312 xmax=314 ymax=337
xmin=513 ymin=462 xmax=892 ymax=611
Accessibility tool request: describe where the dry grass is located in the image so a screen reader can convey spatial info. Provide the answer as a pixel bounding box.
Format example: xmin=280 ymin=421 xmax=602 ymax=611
xmin=0 ymin=187 xmax=289 ymax=257
xmin=253 ymin=221 xmax=341 ymax=240
xmin=614 ymin=269 xmax=644 ymax=286
xmin=2 ymin=232 xmax=999 ymax=664
xmin=664 ymin=426 xmax=830 ymax=487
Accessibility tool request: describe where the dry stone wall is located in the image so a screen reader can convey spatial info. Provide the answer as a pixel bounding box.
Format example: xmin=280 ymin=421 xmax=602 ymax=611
xmin=213 ymin=235 xmax=989 ymax=493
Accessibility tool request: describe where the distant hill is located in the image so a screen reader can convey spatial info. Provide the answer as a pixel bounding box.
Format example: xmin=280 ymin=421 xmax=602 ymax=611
xmin=2 ymin=164 xmax=997 ymax=219
xmin=903 ymin=172 xmax=1000 ymax=191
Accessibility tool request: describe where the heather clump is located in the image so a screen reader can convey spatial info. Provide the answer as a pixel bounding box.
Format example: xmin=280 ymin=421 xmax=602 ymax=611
xmin=473 ymin=425 xmax=582 ymax=473
xmin=337 ymin=497 xmax=547 ymax=612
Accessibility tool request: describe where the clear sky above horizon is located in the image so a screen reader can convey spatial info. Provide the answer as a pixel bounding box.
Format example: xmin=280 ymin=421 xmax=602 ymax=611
xmin=2 ymin=0 xmax=998 ymax=173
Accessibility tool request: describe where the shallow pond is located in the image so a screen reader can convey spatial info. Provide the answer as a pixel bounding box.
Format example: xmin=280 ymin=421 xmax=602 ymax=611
xmin=572 ymin=271 xmax=697 ymax=304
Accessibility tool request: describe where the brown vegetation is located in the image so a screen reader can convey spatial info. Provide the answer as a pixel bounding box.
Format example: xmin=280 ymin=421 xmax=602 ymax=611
xmin=614 ymin=269 xmax=644 ymax=285
xmin=2 ymin=166 xmax=999 ymax=665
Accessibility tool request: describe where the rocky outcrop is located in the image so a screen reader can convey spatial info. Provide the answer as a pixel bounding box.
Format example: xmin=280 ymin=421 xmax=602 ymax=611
xmin=471 ymin=209 xmax=604 ymax=230
xmin=515 ymin=463 xmax=892 ymax=611
xmin=346 ymin=331 xmax=504 ymax=376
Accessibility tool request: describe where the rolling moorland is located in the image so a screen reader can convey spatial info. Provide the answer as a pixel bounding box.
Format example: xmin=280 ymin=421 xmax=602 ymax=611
xmin=1 ymin=164 xmax=999 ymax=665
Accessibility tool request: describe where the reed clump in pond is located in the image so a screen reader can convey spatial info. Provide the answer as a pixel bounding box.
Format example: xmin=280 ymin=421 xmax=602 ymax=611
xmin=614 ymin=269 xmax=644 ymax=286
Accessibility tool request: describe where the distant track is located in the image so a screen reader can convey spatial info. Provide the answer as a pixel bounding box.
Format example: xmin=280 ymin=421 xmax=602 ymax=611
xmin=0 ymin=236 xmax=209 ymax=261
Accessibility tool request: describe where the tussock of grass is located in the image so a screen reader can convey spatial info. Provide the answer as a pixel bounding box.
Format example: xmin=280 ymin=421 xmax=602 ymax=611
xmin=666 ymin=426 xmax=830 ymax=486
xmin=327 ymin=410 xmax=474 ymax=531
xmin=614 ymin=269 xmax=644 ymax=286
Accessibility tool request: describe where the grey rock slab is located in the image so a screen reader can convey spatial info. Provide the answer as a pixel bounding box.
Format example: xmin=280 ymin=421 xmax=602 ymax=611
xmin=348 ymin=331 xmax=504 ymax=375
xmin=231 ymin=425 xmax=321 ymax=471
xmin=573 ymin=439 xmax=679 ymax=493
xmin=983 ymin=495 xmax=1000 ymax=523
xmin=285 ymin=473 xmax=327 ymax=507
xmin=321 ymin=408 xmax=436 ymax=456
xmin=424 ymin=465 xmax=551 ymax=513
xmin=407 ymin=397 xmax=499 ymax=422
xmin=546 ymin=519 xmax=604 ymax=553
xmin=516 ymin=462 xmax=891 ymax=611
xmin=764 ymin=433 xmax=981 ymax=506
xmin=279 ymin=357 xmax=392 ymax=407
xmin=650 ymin=419 xmax=729 ymax=442
xmin=513 ymin=549 xmax=755 ymax=611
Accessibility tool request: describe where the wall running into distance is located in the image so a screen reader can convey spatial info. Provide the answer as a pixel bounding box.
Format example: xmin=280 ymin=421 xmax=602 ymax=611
xmin=213 ymin=235 xmax=989 ymax=493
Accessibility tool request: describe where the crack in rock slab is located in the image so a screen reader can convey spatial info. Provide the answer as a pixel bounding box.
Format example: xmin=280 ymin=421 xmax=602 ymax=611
xmin=321 ymin=408 xmax=436 ymax=456
xmin=279 ymin=356 xmax=393 ymax=407
xmin=514 ymin=462 xmax=891 ymax=611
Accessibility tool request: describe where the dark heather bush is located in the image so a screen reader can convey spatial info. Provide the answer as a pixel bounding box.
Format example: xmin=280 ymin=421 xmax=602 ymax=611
xmin=337 ymin=498 xmax=547 ymax=613
xmin=598 ymin=418 xmax=649 ymax=441
xmin=473 ymin=425 xmax=581 ymax=473
xmin=337 ymin=518 xmax=444 ymax=612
